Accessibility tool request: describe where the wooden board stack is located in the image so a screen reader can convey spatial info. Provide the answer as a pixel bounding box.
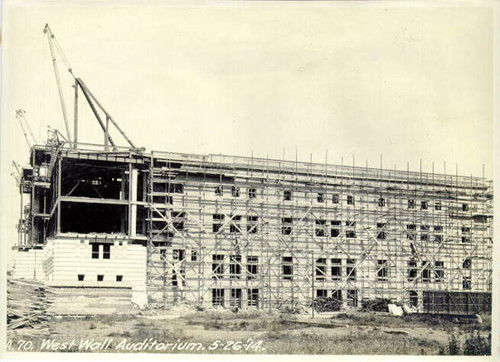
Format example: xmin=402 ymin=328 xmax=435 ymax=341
xmin=7 ymin=278 xmax=54 ymax=335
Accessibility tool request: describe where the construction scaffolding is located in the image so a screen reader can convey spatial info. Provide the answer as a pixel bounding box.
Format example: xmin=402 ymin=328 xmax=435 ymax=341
xmin=142 ymin=150 xmax=493 ymax=313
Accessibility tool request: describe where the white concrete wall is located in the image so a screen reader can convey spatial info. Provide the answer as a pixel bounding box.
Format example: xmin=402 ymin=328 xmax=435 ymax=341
xmin=11 ymin=249 xmax=45 ymax=281
xmin=44 ymin=238 xmax=147 ymax=307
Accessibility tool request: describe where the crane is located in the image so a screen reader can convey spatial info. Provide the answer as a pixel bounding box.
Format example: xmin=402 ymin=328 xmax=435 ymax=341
xmin=15 ymin=109 xmax=37 ymax=148
xmin=11 ymin=161 xmax=22 ymax=186
xmin=42 ymin=24 xmax=136 ymax=150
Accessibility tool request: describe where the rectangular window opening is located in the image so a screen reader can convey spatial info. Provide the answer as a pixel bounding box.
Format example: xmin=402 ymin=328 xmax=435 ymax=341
xmin=315 ymin=220 xmax=326 ymax=237
xmin=317 ymin=193 xmax=324 ymax=203
xmin=248 ymin=289 xmax=259 ymax=307
xmin=281 ymin=217 xmax=293 ymax=235
xmin=282 ymin=257 xmax=293 ymax=280
xmin=191 ymin=250 xmax=198 ymax=262
xmin=212 ymin=254 xmax=224 ymax=278
xmin=247 ymin=216 xmax=258 ymax=234
xmin=331 ymin=258 xmax=342 ymax=280
xmin=377 ymin=259 xmax=388 ymax=281
xmin=377 ymin=223 xmax=386 ymax=240
xmin=103 ymin=244 xmax=111 ymax=259
xmin=346 ymin=259 xmax=356 ymax=281
xmin=91 ymin=244 xmax=100 ymax=259
xmin=434 ymin=261 xmax=444 ymax=282
xmin=407 ymin=259 xmax=417 ymax=281
xmin=230 ymin=289 xmax=242 ymax=308
xmin=346 ymin=230 xmax=356 ymax=238
xmin=462 ymin=277 xmax=472 ymax=290
xmin=316 ymin=289 xmax=328 ymax=298
xmin=315 ymin=258 xmax=327 ymax=280
xmin=229 ymin=255 xmax=242 ymax=279
xmin=229 ymin=215 xmax=242 ymax=233
xmin=347 ymin=290 xmax=358 ymax=307
xmin=212 ymin=288 xmax=224 ymax=307
xmin=284 ymin=190 xmax=292 ymax=201
xmin=247 ymin=256 xmax=258 ymax=280
xmin=173 ymin=249 xmax=185 ymax=261
xmin=213 ymin=214 xmax=225 ymax=233
xmin=422 ymin=262 xmax=431 ymax=282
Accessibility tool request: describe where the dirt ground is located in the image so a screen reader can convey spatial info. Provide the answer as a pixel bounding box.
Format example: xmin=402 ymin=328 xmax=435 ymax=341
xmin=6 ymin=309 xmax=491 ymax=355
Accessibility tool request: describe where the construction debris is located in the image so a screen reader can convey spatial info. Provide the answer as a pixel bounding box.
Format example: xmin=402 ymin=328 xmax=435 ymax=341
xmin=7 ymin=278 xmax=53 ymax=335
xmin=7 ymin=278 xmax=136 ymax=334
xmin=314 ymin=297 xmax=342 ymax=312
xmin=403 ymin=305 xmax=417 ymax=314
xmin=361 ymin=298 xmax=392 ymax=312
xmin=388 ymin=304 xmax=404 ymax=317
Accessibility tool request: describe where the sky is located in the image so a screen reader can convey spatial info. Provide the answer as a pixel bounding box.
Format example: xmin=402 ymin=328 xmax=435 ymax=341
xmin=0 ymin=1 xmax=496 ymax=266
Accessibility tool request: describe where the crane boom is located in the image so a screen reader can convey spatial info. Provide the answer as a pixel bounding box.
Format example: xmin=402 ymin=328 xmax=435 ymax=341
xmin=43 ymin=24 xmax=72 ymax=142
xmin=17 ymin=109 xmax=37 ymax=145
xmin=77 ymin=79 xmax=136 ymax=148
xmin=16 ymin=109 xmax=33 ymax=148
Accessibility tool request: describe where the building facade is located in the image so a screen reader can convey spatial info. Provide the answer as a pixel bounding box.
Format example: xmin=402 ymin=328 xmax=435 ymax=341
xmin=15 ymin=141 xmax=493 ymax=314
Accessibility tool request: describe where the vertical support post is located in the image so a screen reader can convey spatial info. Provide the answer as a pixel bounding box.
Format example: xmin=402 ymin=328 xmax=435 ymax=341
xmin=312 ymin=251 xmax=315 ymax=318
xmin=56 ymin=158 xmax=62 ymax=234
xmin=200 ymin=156 xmax=207 ymax=307
xmin=105 ymin=116 xmax=110 ymax=151
xmin=146 ymin=154 xmax=154 ymax=305
xmin=29 ymin=152 xmax=36 ymax=246
xmin=129 ymin=162 xmax=138 ymax=237
xmin=19 ymin=183 xmax=23 ymax=246
xmin=268 ymin=245 xmax=271 ymax=314
xmin=73 ymin=80 xmax=79 ymax=148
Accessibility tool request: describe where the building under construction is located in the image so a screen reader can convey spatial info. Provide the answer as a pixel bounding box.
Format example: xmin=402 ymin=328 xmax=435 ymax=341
xmin=11 ymin=25 xmax=493 ymax=315
xmin=13 ymin=138 xmax=493 ymax=314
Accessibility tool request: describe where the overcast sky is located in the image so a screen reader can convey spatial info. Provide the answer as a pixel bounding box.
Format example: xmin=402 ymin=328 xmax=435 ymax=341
xmin=1 ymin=1 xmax=495 ymax=264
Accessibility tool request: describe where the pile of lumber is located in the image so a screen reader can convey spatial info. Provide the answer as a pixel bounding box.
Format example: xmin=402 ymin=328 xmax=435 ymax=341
xmin=7 ymin=278 xmax=53 ymax=335
xmin=8 ymin=278 xmax=135 ymax=335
